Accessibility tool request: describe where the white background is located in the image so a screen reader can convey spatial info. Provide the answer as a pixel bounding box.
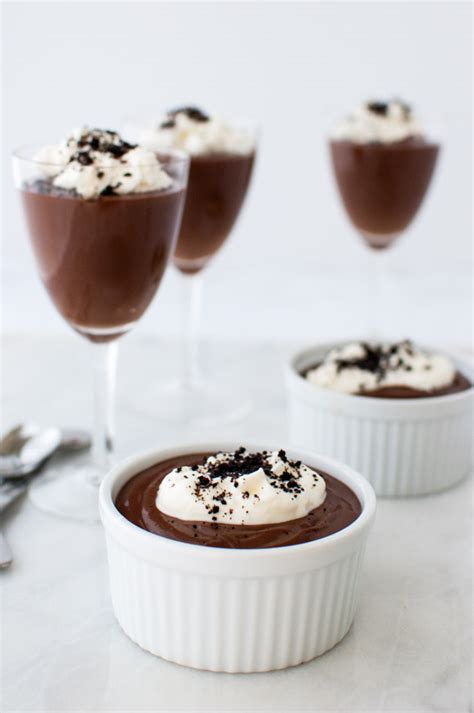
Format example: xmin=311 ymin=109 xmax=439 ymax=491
xmin=2 ymin=1 xmax=472 ymax=347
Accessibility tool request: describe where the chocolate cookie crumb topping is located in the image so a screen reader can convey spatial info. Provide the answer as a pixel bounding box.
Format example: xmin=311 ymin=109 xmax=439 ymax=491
xmin=334 ymin=340 xmax=415 ymax=382
xmin=160 ymin=106 xmax=210 ymax=129
xmin=366 ymin=99 xmax=411 ymax=119
xmin=367 ymin=101 xmax=389 ymax=116
xmin=72 ymin=128 xmax=136 ymax=162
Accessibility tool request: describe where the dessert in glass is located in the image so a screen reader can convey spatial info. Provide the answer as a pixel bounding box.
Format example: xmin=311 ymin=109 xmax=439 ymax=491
xmin=329 ymin=100 xmax=440 ymax=330
xmin=12 ymin=128 xmax=189 ymax=520
xmin=287 ymin=340 xmax=473 ymax=496
xmin=100 ymin=443 xmax=375 ymax=671
xmin=130 ymin=107 xmax=257 ymax=422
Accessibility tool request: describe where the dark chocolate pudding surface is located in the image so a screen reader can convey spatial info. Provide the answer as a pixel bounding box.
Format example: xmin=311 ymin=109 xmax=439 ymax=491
xmin=22 ymin=181 xmax=185 ymax=339
xmin=173 ymin=152 xmax=255 ymax=273
xmin=330 ymin=138 xmax=439 ymax=249
xmin=302 ymin=364 xmax=471 ymax=399
xmin=115 ymin=452 xmax=362 ymax=549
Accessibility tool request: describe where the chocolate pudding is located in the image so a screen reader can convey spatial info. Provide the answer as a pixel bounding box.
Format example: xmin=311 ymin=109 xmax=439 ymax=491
xmin=330 ymin=138 xmax=439 ymax=248
xmin=141 ymin=108 xmax=256 ymax=273
xmin=303 ymin=341 xmax=471 ymax=399
xmin=22 ymin=181 xmax=185 ymax=339
xmin=17 ymin=129 xmax=187 ymax=341
xmin=116 ymin=451 xmax=361 ymax=549
xmin=174 ymin=152 xmax=255 ymax=273
xmin=303 ymin=363 xmax=470 ymax=399
xmin=353 ymin=370 xmax=470 ymax=398
xmin=330 ymin=100 xmax=440 ymax=249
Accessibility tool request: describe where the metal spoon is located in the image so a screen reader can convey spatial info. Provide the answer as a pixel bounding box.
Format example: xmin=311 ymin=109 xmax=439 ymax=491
xmin=0 ymin=425 xmax=91 ymax=568
xmin=0 ymin=424 xmax=91 ymax=479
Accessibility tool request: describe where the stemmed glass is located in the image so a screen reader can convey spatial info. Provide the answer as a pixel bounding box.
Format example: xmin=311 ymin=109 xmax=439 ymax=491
xmin=172 ymin=139 xmax=256 ymax=423
xmin=12 ymin=146 xmax=189 ymax=521
xmin=128 ymin=118 xmax=258 ymax=423
xmin=329 ymin=129 xmax=440 ymax=334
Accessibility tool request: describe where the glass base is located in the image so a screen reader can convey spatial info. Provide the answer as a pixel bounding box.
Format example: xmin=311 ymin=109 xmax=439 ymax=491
xmin=28 ymin=465 xmax=102 ymax=522
xmin=360 ymin=229 xmax=400 ymax=250
xmin=174 ymin=255 xmax=210 ymax=274
xmin=72 ymin=321 xmax=136 ymax=343
xmin=135 ymin=378 xmax=251 ymax=426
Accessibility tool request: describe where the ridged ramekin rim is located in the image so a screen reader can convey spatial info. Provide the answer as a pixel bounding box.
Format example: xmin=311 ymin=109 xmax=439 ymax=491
xmin=99 ymin=441 xmax=376 ymax=560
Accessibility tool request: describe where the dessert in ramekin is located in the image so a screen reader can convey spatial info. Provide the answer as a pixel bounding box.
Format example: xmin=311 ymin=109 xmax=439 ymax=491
xmin=287 ymin=341 xmax=473 ymax=497
xmin=99 ymin=443 xmax=375 ymax=672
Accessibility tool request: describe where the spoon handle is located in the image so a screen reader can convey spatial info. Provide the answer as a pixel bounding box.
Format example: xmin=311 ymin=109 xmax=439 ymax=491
xmin=0 ymin=530 xmax=13 ymax=569
xmin=0 ymin=480 xmax=28 ymax=513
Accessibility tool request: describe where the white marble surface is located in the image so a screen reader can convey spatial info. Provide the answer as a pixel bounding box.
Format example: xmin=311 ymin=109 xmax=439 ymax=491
xmin=1 ymin=335 xmax=472 ymax=712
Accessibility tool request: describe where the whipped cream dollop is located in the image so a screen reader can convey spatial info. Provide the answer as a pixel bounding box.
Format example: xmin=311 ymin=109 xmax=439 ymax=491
xmin=306 ymin=341 xmax=455 ymax=394
xmin=331 ymin=99 xmax=424 ymax=144
xmin=156 ymin=448 xmax=326 ymax=525
xmin=34 ymin=127 xmax=173 ymax=199
xmin=136 ymin=106 xmax=255 ymax=156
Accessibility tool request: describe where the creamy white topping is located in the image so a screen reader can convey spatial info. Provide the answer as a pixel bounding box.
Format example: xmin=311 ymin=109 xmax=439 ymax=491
xmin=137 ymin=107 xmax=255 ymax=156
xmin=34 ymin=127 xmax=172 ymax=199
xmin=331 ymin=99 xmax=424 ymax=144
xmin=306 ymin=341 xmax=456 ymax=394
xmin=156 ymin=449 xmax=326 ymax=525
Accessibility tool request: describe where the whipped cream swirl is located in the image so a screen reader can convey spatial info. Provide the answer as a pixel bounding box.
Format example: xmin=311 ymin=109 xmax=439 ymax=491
xmin=156 ymin=448 xmax=326 ymax=525
xmin=136 ymin=106 xmax=255 ymax=156
xmin=306 ymin=341 xmax=455 ymax=394
xmin=331 ymin=99 xmax=424 ymax=144
xmin=34 ymin=127 xmax=172 ymax=199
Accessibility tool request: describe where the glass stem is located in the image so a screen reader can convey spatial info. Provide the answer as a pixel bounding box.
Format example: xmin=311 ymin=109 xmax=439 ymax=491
xmin=367 ymin=247 xmax=389 ymax=340
xmin=181 ymin=272 xmax=203 ymax=390
xmin=92 ymin=340 xmax=118 ymax=480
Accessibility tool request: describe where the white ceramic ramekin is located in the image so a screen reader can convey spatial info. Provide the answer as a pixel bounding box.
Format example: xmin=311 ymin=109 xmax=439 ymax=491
xmin=99 ymin=442 xmax=375 ymax=673
xmin=287 ymin=343 xmax=473 ymax=497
